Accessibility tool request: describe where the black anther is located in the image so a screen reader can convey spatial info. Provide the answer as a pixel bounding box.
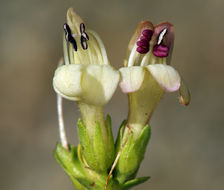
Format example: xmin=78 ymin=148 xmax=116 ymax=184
xmin=81 ymin=32 xmax=89 ymax=41
xmin=69 ymin=37 xmax=78 ymax=51
xmin=80 ymin=23 xmax=86 ymax=34
xmin=81 ymin=35 xmax=88 ymax=50
xmin=63 ymin=23 xmax=78 ymax=51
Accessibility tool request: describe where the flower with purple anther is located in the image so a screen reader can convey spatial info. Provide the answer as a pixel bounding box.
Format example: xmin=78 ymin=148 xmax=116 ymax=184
xmin=119 ymin=21 xmax=190 ymax=136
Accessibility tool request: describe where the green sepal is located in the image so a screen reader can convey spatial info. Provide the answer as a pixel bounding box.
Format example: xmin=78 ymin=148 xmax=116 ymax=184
xmin=115 ymin=120 xmax=127 ymax=155
xmin=105 ymin=115 xmax=115 ymax=166
xmin=123 ymin=176 xmax=150 ymax=189
xmin=77 ymin=116 xmax=115 ymax=173
xmin=77 ymin=118 xmax=97 ymax=170
xmin=93 ymin=121 xmax=108 ymax=171
xmin=115 ymin=124 xmax=151 ymax=183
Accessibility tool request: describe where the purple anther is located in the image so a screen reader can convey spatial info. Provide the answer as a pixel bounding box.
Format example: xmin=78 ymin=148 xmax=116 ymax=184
xmin=156 ymin=45 xmax=169 ymax=52
xmin=153 ymin=44 xmax=169 ymax=57
xmin=137 ymin=46 xmax=149 ymax=54
xmin=136 ymin=29 xmax=153 ymax=54
xmin=140 ymin=35 xmax=150 ymax=41
xmin=140 ymin=38 xmax=149 ymax=45
xmin=142 ymin=29 xmax=153 ymax=38
xmin=137 ymin=40 xmax=148 ymax=47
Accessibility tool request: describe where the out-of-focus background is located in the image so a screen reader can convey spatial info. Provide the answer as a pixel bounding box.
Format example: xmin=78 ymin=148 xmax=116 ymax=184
xmin=1 ymin=0 xmax=224 ymax=189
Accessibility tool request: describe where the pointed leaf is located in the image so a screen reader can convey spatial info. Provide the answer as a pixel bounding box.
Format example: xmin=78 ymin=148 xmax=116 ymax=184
xmin=123 ymin=176 xmax=150 ymax=189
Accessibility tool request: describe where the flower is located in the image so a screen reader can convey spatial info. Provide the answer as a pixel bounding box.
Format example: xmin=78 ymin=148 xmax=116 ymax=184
xmin=119 ymin=21 xmax=190 ymax=136
xmin=53 ymin=8 xmax=119 ymax=173
xmin=53 ymin=8 xmax=120 ymax=106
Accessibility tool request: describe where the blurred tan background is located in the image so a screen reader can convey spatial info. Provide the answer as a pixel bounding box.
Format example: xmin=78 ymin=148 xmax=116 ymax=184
xmin=1 ymin=0 xmax=224 ymax=189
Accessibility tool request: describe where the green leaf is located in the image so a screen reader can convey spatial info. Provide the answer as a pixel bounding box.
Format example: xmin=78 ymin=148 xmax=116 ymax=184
xmin=123 ymin=176 xmax=150 ymax=189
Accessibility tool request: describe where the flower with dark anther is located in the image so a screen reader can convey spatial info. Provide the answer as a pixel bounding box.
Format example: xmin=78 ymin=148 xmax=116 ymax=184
xmin=53 ymin=8 xmax=119 ymax=106
xmin=111 ymin=21 xmax=191 ymax=184
xmin=53 ymin=8 xmax=119 ymax=173
xmin=119 ymin=21 xmax=190 ymax=137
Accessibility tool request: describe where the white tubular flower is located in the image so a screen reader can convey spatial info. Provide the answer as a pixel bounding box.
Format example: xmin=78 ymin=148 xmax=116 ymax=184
xmin=53 ymin=8 xmax=119 ymax=106
xmin=119 ymin=21 xmax=190 ymax=136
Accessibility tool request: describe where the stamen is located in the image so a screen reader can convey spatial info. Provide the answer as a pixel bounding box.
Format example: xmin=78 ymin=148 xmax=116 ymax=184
xmin=64 ymin=23 xmax=71 ymax=41
xmin=137 ymin=46 xmax=149 ymax=54
xmin=63 ymin=23 xmax=78 ymax=51
xmin=81 ymin=32 xmax=89 ymax=41
xmin=80 ymin=23 xmax=89 ymax=41
xmin=79 ymin=23 xmax=89 ymax=50
xmin=142 ymin=29 xmax=153 ymax=39
xmin=80 ymin=23 xmax=86 ymax=34
xmin=81 ymin=35 xmax=88 ymax=50
xmin=153 ymin=28 xmax=169 ymax=57
xmin=136 ymin=29 xmax=153 ymax=54
xmin=153 ymin=44 xmax=169 ymax=57
xmin=69 ymin=36 xmax=78 ymax=51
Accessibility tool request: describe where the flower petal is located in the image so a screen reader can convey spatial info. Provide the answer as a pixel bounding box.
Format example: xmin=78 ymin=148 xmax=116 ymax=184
xmin=67 ymin=8 xmax=83 ymax=35
xmin=179 ymin=77 xmax=191 ymax=106
xmin=88 ymin=30 xmax=109 ymax=65
xmin=119 ymin=66 xmax=145 ymax=93
xmin=53 ymin=64 xmax=84 ymax=101
xmin=81 ymin=65 xmax=120 ymax=106
xmin=146 ymin=64 xmax=180 ymax=92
